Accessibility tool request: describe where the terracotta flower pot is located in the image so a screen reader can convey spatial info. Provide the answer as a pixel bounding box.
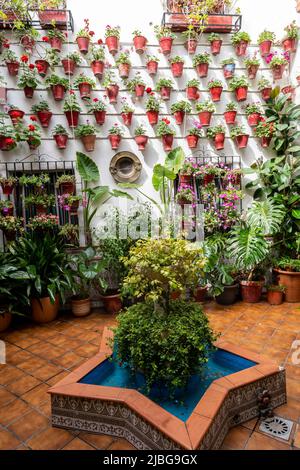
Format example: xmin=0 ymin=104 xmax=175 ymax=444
xmin=261 ymin=87 xmax=272 ymax=101
xmin=21 ymin=35 xmax=35 ymax=53
xmin=282 ymin=38 xmax=296 ymax=53
xmin=147 ymin=110 xmax=159 ymax=125
xmin=1 ymin=182 xmax=15 ymax=195
xmin=54 ymin=134 xmax=68 ymax=149
xmin=187 ymin=86 xmax=199 ymax=101
xmin=37 ymin=110 xmax=52 ymax=128
xmin=109 ymin=134 xmax=121 ymax=150
xmin=81 ymin=134 xmax=96 ymax=152
xmin=271 ymin=64 xmax=286 ymax=80
xmin=235 ymin=134 xmax=249 ymax=149
xmin=60 ymin=182 xmax=75 ymax=194
xmin=0 ymin=137 xmax=16 ymax=152
xmin=160 ymin=86 xmax=171 ymax=101
xmin=186 ymin=134 xmax=199 ymax=149
xmin=31 ymin=297 xmax=59 ymax=323
xmin=106 ymin=36 xmax=119 ymax=55
xmin=247 ymin=64 xmax=259 ymax=79
xmin=65 ymin=110 xmax=79 ymax=128
xmin=91 ymin=60 xmax=104 ymax=79
xmin=0 ymin=312 xmax=12 ymax=332
xmin=235 ymin=40 xmax=249 ymax=56
xmin=224 ymin=110 xmax=237 ymax=125
xmin=214 ymin=133 xmax=225 ymax=151
xmin=94 ymin=110 xmax=106 ymax=125
xmin=235 ymin=86 xmax=248 ymax=102
xmin=161 ymin=134 xmax=174 ymax=151
xmin=240 ymin=280 xmax=263 ymax=303
xmin=121 ymin=112 xmax=133 ymax=126
xmin=185 ymin=39 xmax=198 ymax=54
xmin=62 ymin=58 xmax=75 ymax=75
xmin=50 ymin=36 xmax=63 ymax=52
xmin=171 ymin=61 xmax=184 ymax=78
xmin=35 ymin=59 xmax=49 ymax=77
xmin=78 ymin=82 xmax=92 ymax=100
xmin=210 ymin=86 xmax=223 ymax=102
xmin=51 ymin=84 xmax=66 ymax=101
xmin=159 ymin=37 xmax=173 ymax=55
xmin=267 ymin=290 xmax=284 ymax=306
xmin=223 ymin=63 xmax=235 ymax=79
xmin=133 ymin=35 xmax=147 ymax=54
xmin=6 ymin=61 xmax=19 ymax=76
xmin=118 ymin=63 xmax=131 ymax=79
xmin=179 ymin=174 xmax=193 ymax=185
xmin=135 ymin=84 xmax=145 ymax=98
xmin=71 ymin=297 xmax=91 ymax=317
xmin=35 ymin=205 xmax=47 ymax=216
xmin=24 ymin=87 xmax=34 ymax=99
xmin=101 ymin=293 xmax=122 ymax=314
xmin=194 ymin=286 xmax=207 ymax=303
xmin=146 ymin=61 xmax=158 ymax=75
xmin=135 ymin=135 xmax=148 ymax=150
xmin=216 ymin=284 xmax=239 ymax=305
xmin=198 ymin=111 xmax=212 ymax=127
xmin=38 ymin=10 xmax=67 ymax=28
xmin=274 ymin=269 xmax=300 ymax=302
xmin=247 ymin=113 xmax=261 ymax=127
xmin=4 ymin=230 xmax=16 ymax=242
xmin=171 ymin=291 xmax=181 ymax=300
xmin=196 ymin=62 xmax=209 ymax=78
xmin=8 ymin=109 xmax=24 ymax=126
xmin=106 ymin=84 xmax=119 ymax=104
xmin=173 ymin=111 xmax=185 ymax=125
xmin=76 ymin=36 xmax=90 ymax=54
xmin=210 ymin=39 xmax=222 ymax=55
xmin=259 ymin=40 xmax=272 ymax=57
xmin=260 ymin=136 xmax=272 ymax=148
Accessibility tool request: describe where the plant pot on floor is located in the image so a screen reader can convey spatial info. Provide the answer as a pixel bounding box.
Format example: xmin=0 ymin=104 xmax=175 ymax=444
xmin=216 ymin=284 xmax=239 ymax=305
xmin=71 ymin=297 xmax=91 ymax=317
xmin=0 ymin=312 xmax=12 ymax=332
xmin=101 ymin=293 xmax=122 ymax=314
xmin=31 ymin=297 xmax=59 ymax=323
xmin=240 ymin=280 xmax=263 ymax=303
xmin=273 ymin=269 xmax=300 ymax=302
xmin=194 ymin=286 xmax=207 ymax=303
xmin=267 ymin=290 xmax=284 ymax=306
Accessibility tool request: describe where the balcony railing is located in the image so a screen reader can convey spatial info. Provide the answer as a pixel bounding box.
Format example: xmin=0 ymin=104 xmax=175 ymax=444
xmin=0 ymin=9 xmax=74 ymax=31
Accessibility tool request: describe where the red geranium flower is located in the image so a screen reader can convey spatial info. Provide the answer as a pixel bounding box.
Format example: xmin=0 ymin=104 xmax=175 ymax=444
xmin=28 ymin=125 xmax=35 ymax=132
xmin=30 ymin=116 xmax=37 ymax=121
xmin=162 ymin=118 xmax=170 ymax=125
xmin=42 ymin=36 xmax=49 ymax=42
xmin=146 ymin=87 xmax=152 ymax=94
xmin=93 ymin=98 xmax=99 ymax=102
xmin=97 ymin=39 xmax=103 ymax=44
xmin=69 ymin=90 xmax=75 ymax=95
xmin=5 ymin=138 xmax=14 ymax=145
xmin=89 ymin=31 xmax=95 ymax=37
xmin=36 ymin=64 xmax=43 ymax=72
xmin=21 ymin=55 xmax=29 ymax=63
xmin=3 ymin=42 xmax=10 ymax=49
xmin=29 ymin=64 xmax=35 ymax=70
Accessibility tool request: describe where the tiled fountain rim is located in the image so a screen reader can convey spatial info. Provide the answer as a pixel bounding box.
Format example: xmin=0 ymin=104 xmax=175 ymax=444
xmin=49 ymin=328 xmax=285 ymax=450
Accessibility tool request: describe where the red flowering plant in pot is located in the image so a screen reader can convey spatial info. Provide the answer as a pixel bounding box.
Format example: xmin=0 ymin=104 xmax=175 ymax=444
xmin=120 ymin=99 xmax=135 ymax=127
xmin=0 ymin=176 xmax=18 ymax=196
xmin=208 ymin=32 xmax=222 ymax=56
xmin=169 ymin=55 xmax=185 ymax=78
xmin=207 ymin=124 xmax=226 ymax=151
xmin=19 ymin=123 xmax=42 ymax=150
xmin=182 ymin=27 xmax=199 ymax=55
xmin=195 ymin=100 xmax=216 ymax=127
xmin=105 ymin=25 xmax=121 ymax=56
xmin=116 ymin=51 xmax=132 ymax=79
xmin=17 ymin=63 xmax=40 ymax=99
xmin=126 ymin=73 xmax=146 ymax=99
xmin=193 ymin=52 xmax=211 ymax=78
xmin=55 ymin=174 xmax=76 ymax=195
xmin=229 ymin=75 xmax=249 ymax=102
xmin=156 ymin=119 xmax=176 ymax=152
xmin=2 ymin=49 xmax=20 ymax=76
xmin=282 ymin=21 xmax=299 ymax=53
xmin=63 ymin=92 xmax=81 ymax=128
xmin=146 ymin=55 xmax=160 ymax=76
xmin=89 ymin=45 xmax=105 ymax=79
xmin=61 ymin=51 xmax=82 ymax=76
xmin=230 ymin=124 xmax=249 ymax=149
xmin=254 ymin=119 xmax=275 ymax=148
xmin=257 ymin=30 xmax=276 ymax=57
xmin=45 ymin=74 xmax=69 ymax=101
xmin=75 ymin=122 xmax=97 ymax=152
xmin=155 ymin=77 xmax=174 ymax=101
xmin=132 ymin=29 xmax=147 ymax=55
xmin=134 ymin=124 xmax=148 ymax=150
xmin=244 ymin=54 xmax=261 ymax=80
xmin=208 ymin=79 xmax=224 ymax=102
xmin=31 ymin=100 xmax=53 ymax=128
xmin=76 ymin=19 xmax=94 ymax=54
xmin=186 ymin=123 xmax=203 ymax=149
xmin=145 ymin=94 xmax=161 ymax=125
xmin=258 ymin=77 xmax=273 ymax=102
xmin=52 ymin=124 xmax=69 ymax=149
xmin=154 ymin=25 xmax=176 ymax=56
xmin=86 ymin=97 xmax=107 ymax=126
xmin=45 ymin=29 xmax=66 ymax=53
xmin=7 ymin=105 xmax=25 ymax=126
xmin=221 ymin=57 xmax=236 ymax=79
xmin=224 ymin=102 xmax=238 ymax=125
xmin=73 ymin=74 xmax=96 ymax=101
xmin=103 ymin=72 xmax=119 ymax=104
xmin=108 ymin=123 xmax=124 ymax=150
xmin=35 ymin=48 xmax=59 ymax=78
xmin=186 ymin=78 xmax=200 ymax=101
xmin=171 ymin=100 xmax=192 ymax=125
xmin=0 ymin=123 xmax=17 ymax=151
xmin=231 ymin=31 xmax=251 ymax=57
xmin=244 ymin=102 xmax=264 ymax=127
xmin=266 ymin=52 xmax=289 ymax=80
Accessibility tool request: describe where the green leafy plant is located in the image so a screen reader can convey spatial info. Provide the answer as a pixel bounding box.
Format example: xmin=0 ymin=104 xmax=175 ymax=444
xmin=169 ymin=55 xmax=184 ymax=64
xmin=154 ymin=25 xmax=176 ymax=40
xmin=221 ymin=57 xmax=236 ymax=65
xmin=254 ymin=120 xmax=275 ymax=138
xmin=24 ymin=193 xmax=55 ymax=208
xmin=145 ymin=95 xmax=161 ymax=112
xmin=155 ymin=78 xmax=174 ymax=91
xmin=187 ymin=78 xmax=200 ymax=88
xmin=207 ymin=79 xmax=223 ymax=89
xmin=170 ymin=100 xmax=192 ymax=114
xmin=73 ymin=74 xmax=96 ymax=89
xmin=105 ymin=25 xmax=121 ymax=39
xmin=55 ymin=174 xmax=75 ymax=186
xmin=102 ymin=71 xmax=118 ymax=88
xmin=244 ymin=55 xmax=260 ymax=67
xmin=116 ymin=51 xmax=131 ymax=65
xmin=62 ymin=51 xmax=82 ymax=65
xmin=230 ymin=124 xmax=248 ymax=139
xmin=196 ymin=100 xmax=216 ymax=113
xmin=121 ymin=102 xmax=134 ymax=114
xmin=31 ymin=100 xmax=50 ymax=113
xmin=74 ymin=123 xmax=97 ymax=137
xmin=108 ymin=123 xmax=124 ymax=136
xmin=18 ymin=65 xmax=40 ymax=89
xmin=228 ymin=75 xmax=249 ymax=91
xmin=283 ymin=21 xmax=299 ymax=40
xmin=126 ymin=73 xmax=146 ymax=93
xmin=267 ymin=284 xmax=286 ymax=292
xmin=89 ymin=45 xmax=105 ymax=62
xmin=156 ymin=120 xmax=175 ymax=137
xmin=134 ymin=124 xmax=147 ymax=136
xmin=182 ymin=27 xmax=199 ymax=40
xmin=208 ymin=32 xmax=221 ymax=42
xmin=63 ymin=94 xmax=81 ymax=112
xmin=19 ymin=173 xmax=50 ymax=187
xmin=193 ymin=52 xmax=211 ymax=66
xmin=188 ymin=127 xmax=203 ymax=137
xmin=276 ymin=258 xmax=300 ymax=272
xmin=47 ymin=28 xmax=66 ymax=42
xmin=2 ymin=49 xmax=19 ymax=63
xmin=45 ymin=74 xmax=69 ymax=90
xmin=247 ymin=198 xmax=286 ymax=236
xmin=225 ymin=102 xmax=238 ymax=111
xmin=146 ymin=54 xmax=160 ymax=63
xmin=0 ymin=251 xmax=29 ymax=316
xmin=231 ymin=31 xmax=251 ymax=45
xmin=244 ymin=102 xmax=263 ymax=115
xmin=258 ymin=77 xmax=272 ymax=90
xmin=52 ymin=124 xmax=69 ymax=137
xmin=257 ymin=30 xmax=276 ymax=44
xmin=207 ymin=124 xmax=226 ymax=138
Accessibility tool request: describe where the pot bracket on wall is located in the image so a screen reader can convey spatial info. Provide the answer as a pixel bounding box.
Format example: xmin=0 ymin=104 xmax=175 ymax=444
xmin=109 ymin=152 xmax=142 ymax=183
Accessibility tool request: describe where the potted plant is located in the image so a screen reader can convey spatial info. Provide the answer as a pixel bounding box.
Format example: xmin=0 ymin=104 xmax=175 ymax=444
xmin=103 ymin=72 xmax=119 ymax=104
xmin=0 ymin=123 xmax=17 ymax=151
xmin=58 ymin=194 xmax=82 ymax=213
xmin=2 ymin=49 xmax=19 ymax=76
xmin=207 ymin=79 xmax=224 ymax=102
xmin=116 ymin=51 xmax=131 ymax=79
xmin=268 ymin=54 xmax=289 ymax=80
xmin=46 ymin=28 xmax=66 ymax=52
xmin=170 ymin=100 xmax=192 ymax=125
xmin=35 ymin=48 xmax=59 ymax=77
xmin=0 ymin=176 xmax=17 ymax=195
xmin=145 ymin=94 xmax=161 ymax=125
xmin=155 ymin=78 xmax=174 ymax=101
xmin=63 ymin=93 xmax=81 ymax=128
xmin=61 ymin=51 xmax=82 ymax=75
xmin=134 ymin=125 xmax=148 ymax=150
xmin=186 ymin=78 xmax=200 ymax=101
xmin=193 ymin=52 xmax=211 ymax=78
xmin=230 ymin=124 xmax=249 ymax=149
xmin=221 ymin=57 xmax=236 ymax=79
xmin=154 ymin=25 xmax=176 ymax=55
xmin=108 ymin=123 xmax=124 ymax=150
xmin=156 ymin=119 xmax=176 ymax=151
xmin=7 ymin=105 xmax=24 ymax=126
xmin=257 ymin=30 xmax=276 ymax=57
xmin=0 ymin=199 xmax=14 ymax=216
xmin=274 ymin=258 xmax=300 ymax=302
xmin=195 ymin=100 xmax=216 ymax=127
xmin=18 ymin=64 xmax=40 ymax=98
xmin=21 ymin=123 xmax=42 ymax=150
xmin=224 ymin=102 xmax=238 ymax=124
xmin=38 ymin=0 xmax=68 ymax=29
xmin=132 ymin=29 xmax=147 ymax=54
xmin=0 ymin=215 xmax=23 ymax=242
xmin=45 ymin=74 xmax=69 ymax=101
xmin=175 ymin=183 xmax=195 ymax=206
xmin=127 ymin=73 xmax=146 ymax=98
xmin=282 ymin=21 xmax=299 ymax=53
xmin=179 ymin=160 xmax=196 ymax=184
xmin=120 ymin=101 xmax=135 ymax=127
xmin=169 ymin=55 xmax=185 ymax=78
xmin=244 ymin=54 xmax=261 ymax=79
xmin=89 ymin=45 xmax=105 ymax=79
xmin=86 ymin=97 xmax=107 ymax=125
xmin=24 ymin=193 xmax=55 ymax=215
xmin=75 ymin=122 xmax=97 ymax=152
xmin=214 ymin=266 xmax=240 ymax=306
xmin=207 ymin=124 xmax=226 ymax=151
xmin=208 ymin=32 xmax=222 ymax=55
xmin=182 ymin=28 xmax=199 ymax=54
xmin=31 ymin=100 xmax=53 ymax=128
xmin=16 ymin=26 xmax=39 ymax=54
xmin=19 ymin=173 xmax=50 ymax=190
xmin=59 ymin=224 xmax=79 ymax=247
xmin=258 ymin=77 xmax=273 ymax=101
xmin=231 ymin=31 xmax=251 ymax=56
xmin=27 ymin=215 xmax=58 ymax=233
xmin=56 ymin=174 xmax=76 ymax=194
xmin=76 ymin=19 xmax=93 ymax=54
xmin=186 ymin=125 xmax=203 ymax=149
xmin=146 ymin=55 xmax=159 ymax=75
xmin=267 ymin=285 xmax=285 ymax=305
xmin=245 ymin=102 xmax=264 ymax=127
xmin=229 ymin=75 xmax=249 ymax=102
xmin=105 ymin=25 xmax=121 ymax=56
xmin=52 ymin=124 xmax=69 ymax=149
xmin=73 ymin=74 xmax=96 ymax=100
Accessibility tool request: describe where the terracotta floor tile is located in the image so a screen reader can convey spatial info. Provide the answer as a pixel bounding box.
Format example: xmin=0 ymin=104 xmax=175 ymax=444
xmin=17 ymin=357 xmax=49 ymax=373
xmin=8 ymin=409 xmax=49 ymax=441
xmin=36 ymin=399 xmax=52 ymax=418
xmin=0 ymin=428 xmax=21 ymax=450
xmin=286 ymin=378 xmax=300 ymax=400
xmin=246 ymin=432 xmax=291 ymax=450
xmin=6 ymin=375 xmax=41 ymax=396
xmin=108 ymin=439 xmax=137 ymax=450
xmin=275 ymin=398 xmax=300 ymax=422
xmin=46 ymin=334 xmax=70 ymax=347
xmin=293 ymin=424 xmax=300 ymax=449
xmin=0 ymin=399 xmax=32 ymax=426
xmin=27 ymin=426 xmax=75 ymax=450
xmin=62 ymin=437 xmax=96 ymax=450
xmin=0 ymin=365 xmax=27 ymax=386
xmin=52 ymin=351 xmax=83 ymax=369
xmin=0 ymin=386 xmax=16 ymax=407
xmin=79 ymin=432 xmax=115 ymax=449
xmin=222 ymin=426 xmax=251 ymax=450
xmin=21 ymin=383 xmax=49 ymax=407
xmin=241 ymin=418 xmax=259 ymax=431
xmin=77 ymin=331 xmax=100 ymax=343
xmin=62 ymin=326 xmax=84 ymax=338
xmin=34 ymin=364 xmax=64 ymax=382
xmin=12 ymin=336 xmax=41 ymax=349
xmin=7 ymin=350 xmax=33 ymax=366
xmin=74 ymin=343 xmax=99 ymax=358
xmin=285 ymin=365 xmax=300 ymax=381
xmin=46 ymin=371 xmax=70 ymax=387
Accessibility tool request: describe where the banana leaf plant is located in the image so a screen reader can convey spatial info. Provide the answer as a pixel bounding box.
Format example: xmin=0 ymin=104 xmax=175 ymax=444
xmin=0 ymin=252 xmax=30 ymax=315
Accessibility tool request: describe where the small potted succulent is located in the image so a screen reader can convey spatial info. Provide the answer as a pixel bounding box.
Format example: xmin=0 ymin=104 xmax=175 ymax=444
xmin=186 ymin=78 xmax=200 ymax=101
xmin=254 ymin=119 xmax=275 ymax=148
xmin=257 ymin=30 xmax=276 ymax=57
xmin=46 ymin=29 xmax=66 ymax=53
xmin=193 ymin=52 xmax=211 ymax=78
xmin=170 ymin=100 xmax=192 ymax=125
xmin=56 ymin=174 xmax=76 ymax=194
xmin=0 ymin=176 xmax=18 ymax=195
xmin=121 ymin=101 xmax=135 ymax=126
xmin=103 ymin=72 xmax=119 ymax=104
xmin=207 ymin=124 xmax=226 ymax=151
xmin=244 ymin=54 xmax=261 ymax=79
xmin=108 ymin=123 xmax=124 ymax=150
xmin=154 ymin=25 xmax=176 ymax=55
xmin=186 ymin=124 xmax=203 ymax=149
xmin=73 ymin=74 xmax=96 ymax=100
xmin=22 ymin=123 xmax=42 ymax=150
xmin=156 ymin=119 xmax=176 ymax=151
xmin=229 ymin=75 xmax=249 ymax=102
xmin=52 ymin=124 xmax=69 ymax=149
xmin=2 ymin=50 xmax=19 ymax=76
xmin=267 ymin=285 xmax=286 ymax=306
xmin=179 ymin=160 xmax=196 ymax=184
xmin=45 ymin=74 xmax=69 ymax=101
xmin=175 ymin=183 xmax=195 ymax=206
xmin=258 ymin=77 xmax=273 ymax=101
xmin=31 ymin=100 xmax=53 ymax=128
xmin=86 ymin=97 xmax=107 ymax=125
xmin=224 ymin=102 xmax=238 ymax=125
xmin=282 ymin=21 xmax=299 ymax=53
xmin=169 ymin=55 xmax=185 ymax=78
xmin=76 ymin=19 xmax=93 ymax=54
xmin=132 ymin=29 xmax=147 ymax=54
xmin=75 ymin=122 xmax=97 ymax=152
xmin=221 ymin=57 xmax=236 ymax=79
xmin=7 ymin=105 xmax=25 ymax=126
xmin=0 ymin=124 xmax=17 ymax=151
xmin=127 ymin=73 xmax=146 ymax=98
xmin=208 ymin=32 xmax=222 ymax=55
xmin=89 ymin=45 xmax=105 ymax=78
xmin=230 ymin=124 xmax=249 ymax=149
xmin=105 ymin=25 xmax=121 ymax=56
xmin=146 ymin=55 xmax=159 ymax=75
xmin=182 ymin=28 xmax=199 ymax=54
xmin=155 ymin=78 xmax=174 ymax=101
xmin=207 ymin=79 xmax=224 ymax=102
xmin=134 ymin=124 xmax=148 ymax=150
xmin=145 ymin=94 xmax=161 ymax=125
xmin=61 ymin=51 xmax=82 ymax=75
xmin=0 ymin=200 xmax=14 ymax=217
xmin=268 ymin=53 xmax=289 ymax=80
xmin=245 ymin=102 xmax=264 ymax=127
xmin=116 ymin=51 xmax=132 ymax=79
xmin=18 ymin=64 xmax=40 ymax=98
xmin=63 ymin=93 xmax=81 ymax=128
xmin=195 ymin=100 xmax=216 ymax=127
xmin=231 ymin=31 xmax=251 ymax=56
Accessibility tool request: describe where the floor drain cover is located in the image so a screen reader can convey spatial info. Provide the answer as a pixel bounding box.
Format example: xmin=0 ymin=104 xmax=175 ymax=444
xmin=259 ymin=416 xmax=293 ymax=441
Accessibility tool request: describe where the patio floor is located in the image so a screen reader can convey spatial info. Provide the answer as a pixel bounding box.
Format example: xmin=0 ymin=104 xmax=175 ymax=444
xmin=0 ymin=301 xmax=300 ymax=451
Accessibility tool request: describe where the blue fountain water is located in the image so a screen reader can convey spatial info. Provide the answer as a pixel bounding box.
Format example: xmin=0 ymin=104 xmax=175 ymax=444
xmin=80 ymin=349 xmax=256 ymax=422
